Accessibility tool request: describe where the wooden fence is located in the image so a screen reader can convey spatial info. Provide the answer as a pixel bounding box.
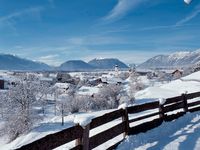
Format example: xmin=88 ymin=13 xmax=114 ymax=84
xmin=16 ymin=91 xmax=200 ymax=150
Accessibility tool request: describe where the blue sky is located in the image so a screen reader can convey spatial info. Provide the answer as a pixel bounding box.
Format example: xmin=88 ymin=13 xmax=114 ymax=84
xmin=0 ymin=0 xmax=200 ymax=66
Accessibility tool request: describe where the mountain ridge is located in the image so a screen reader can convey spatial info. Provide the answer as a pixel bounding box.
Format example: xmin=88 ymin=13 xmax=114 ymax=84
xmin=0 ymin=54 xmax=52 ymax=71
xmin=88 ymin=58 xmax=128 ymax=69
xmin=138 ymin=50 xmax=200 ymax=69
xmin=0 ymin=54 xmax=129 ymax=71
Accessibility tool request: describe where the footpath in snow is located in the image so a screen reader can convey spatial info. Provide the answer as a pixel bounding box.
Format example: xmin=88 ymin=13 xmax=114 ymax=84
xmin=117 ymin=111 xmax=200 ymax=150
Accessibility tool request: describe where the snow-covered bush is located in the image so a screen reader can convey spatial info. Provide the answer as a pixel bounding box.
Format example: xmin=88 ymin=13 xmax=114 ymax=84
xmin=98 ymin=84 xmax=123 ymax=109
xmin=91 ymin=94 xmax=110 ymax=110
xmin=119 ymin=71 xmax=130 ymax=80
xmin=58 ymin=94 xmax=93 ymax=114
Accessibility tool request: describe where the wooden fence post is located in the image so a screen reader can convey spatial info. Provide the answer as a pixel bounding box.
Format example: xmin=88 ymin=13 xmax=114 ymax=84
xmin=122 ymin=108 xmax=129 ymax=138
xmin=159 ymin=104 xmax=164 ymax=121
xmin=82 ymin=124 xmax=90 ymax=150
xmin=61 ymin=104 xmax=64 ymax=126
xmin=75 ymin=126 xmax=82 ymax=149
xmin=182 ymin=93 xmax=188 ymax=113
xmin=75 ymin=124 xmax=90 ymax=150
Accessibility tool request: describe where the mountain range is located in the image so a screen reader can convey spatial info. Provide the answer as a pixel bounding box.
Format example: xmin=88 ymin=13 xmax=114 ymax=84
xmin=0 ymin=54 xmax=128 ymax=71
xmin=138 ymin=50 xmax=200 ymax=69
xmin=2 ymin=50 xmax=200 ymax=71
xmin=58 ymin=58 xmax=128 ymax=71
xmin=0 ymin=54 xmax=52 ymax=71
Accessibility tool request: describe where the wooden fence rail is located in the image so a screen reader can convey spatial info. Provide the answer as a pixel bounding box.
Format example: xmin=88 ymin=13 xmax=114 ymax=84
xmin=16 ymin=91 xmax=200 ymax=150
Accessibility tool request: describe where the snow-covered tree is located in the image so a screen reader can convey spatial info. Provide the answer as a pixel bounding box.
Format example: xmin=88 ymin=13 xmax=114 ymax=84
xmin=99 ymin=84 xmax=122 ymax=108
xmin=4 ymin=74 xmax=42 ymax=140
xmin=37 ymin=81 xmax=52 ymax=115
xmin=128 ymin=71 xmax=144 ymax=101
xmin=0 ymin=90 xmax=9 ymax=118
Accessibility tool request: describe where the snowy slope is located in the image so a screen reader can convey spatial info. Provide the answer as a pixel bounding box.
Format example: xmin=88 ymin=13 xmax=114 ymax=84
xmin=138 ymin=50 xmax=200 ymax=69
xmin=0 ymin=109 xmax=116 ymax=150
xmin=117 ymin=111 xmax=200 ymax=150
xmin=135 ymin=71 xmax=200 ymax=99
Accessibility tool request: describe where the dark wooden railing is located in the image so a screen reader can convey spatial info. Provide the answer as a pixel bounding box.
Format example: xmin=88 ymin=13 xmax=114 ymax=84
xmin=16 ymin=91 xmax=200 ymax=150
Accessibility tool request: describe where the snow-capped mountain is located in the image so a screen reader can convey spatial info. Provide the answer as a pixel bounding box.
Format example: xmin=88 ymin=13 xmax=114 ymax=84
xmin=59 ymin=60 xmax=95 ymax=71
xmin=138 ymin=50 xmax=200 ymax=69
xmin=88 ymin=58 xmax=128 ymax=69
xmin=0 ymin=54 xmax=52 ymax=71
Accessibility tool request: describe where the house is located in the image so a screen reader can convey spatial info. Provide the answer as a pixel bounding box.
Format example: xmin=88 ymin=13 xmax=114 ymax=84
xmin=54 ymin=82 xmax=70 ymax=94
xmin=0 ymin=79 xmax=4 ymax=89
xmin=0 ymin=77 xmax=11 ymax=89
xmin=87 ymin=78 xmax=102 ymax=86
xmin=193 ymin=64 xmax=200 ymax=72
xmin=172 ymin=69 xmax=183 ymax=79
xmin=39 ymin=77 xmax=55 ymax=85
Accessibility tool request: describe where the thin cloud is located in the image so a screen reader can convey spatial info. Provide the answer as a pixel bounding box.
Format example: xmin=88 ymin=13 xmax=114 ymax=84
xmin=102 ymin=0 xmax=148 ymax=23
xmin=37 ymin=54 xmax=61 ymax=66
xmin=176 ymin=4 xmax=200 ymax=26
xmin=138 ymin=24 xmax=195 ymax=31
xmin=0 ymin=6 xmax=44 ymax=23
xmin=0 ymin=6 xmax=44 ymax=34
xmin=66 ymin=35 xmax=129 ymax=46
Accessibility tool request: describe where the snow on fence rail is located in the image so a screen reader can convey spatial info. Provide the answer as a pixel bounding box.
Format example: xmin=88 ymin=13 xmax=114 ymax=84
xmin=16 ymin=91 xmax=200 ymax=150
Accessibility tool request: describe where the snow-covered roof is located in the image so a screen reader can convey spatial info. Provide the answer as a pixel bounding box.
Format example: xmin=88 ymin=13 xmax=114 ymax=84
xmin=39 ymin=77 xmax=53 ymax=81
xmin=78 ymin=86 xmax=99 ymax=95
xmin=54 ymin=83 xmax=70 ymax=89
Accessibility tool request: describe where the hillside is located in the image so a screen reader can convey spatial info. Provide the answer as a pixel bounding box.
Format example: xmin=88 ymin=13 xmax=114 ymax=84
xmin=138 ymin=50 xmax=200 ymax=69
xmin=59 ymin=60 xmax=95 ymax=71
xmin=0 ymin=54 xmax=52 ymax=71
xmin=88 ymin=58 xmax=128 ymax=69
xmin=135 ymin=71 xmax=200 ymax=99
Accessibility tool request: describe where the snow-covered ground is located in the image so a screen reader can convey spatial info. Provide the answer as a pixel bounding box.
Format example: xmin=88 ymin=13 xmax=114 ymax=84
xmin=1 ymin=70 xmax=200 ymax=149
xmin=0 ymin=108 xmax=118 ymax=150
xmin=135 ymin=71 xmax=200 ymax=99
xmin=117 ymin=111 xmax=200 ymax=150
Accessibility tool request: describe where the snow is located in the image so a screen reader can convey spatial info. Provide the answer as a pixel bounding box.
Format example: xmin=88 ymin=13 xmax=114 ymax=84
xmin=182 ymin=71 xmax=200 ymax=81
xmin=117 ymin=111 xmax=200 ymax=150
xmin=54 ymin=83 xmax=70 ymax=89
xmin=78 ymin=86 xmax=99 ymax=95
xmin=159 ymin=98 xmax=166 ymax=105
xmin=135 ymin=71 xmax=200 ymax=99
xmin=73 ymin=115 xmax=93 ymax=127
xmin=0 ymin=108 xmax=116 ymax=150
xmin=169 ymin=52 xmax=191 ymax=59
xmin=118 ymin=103 xmax=128 ymax=110
xmin=1 ymin=70 xmax=200 ymax=149
xmin=135 ymin=86 xmax=180 ymax=99
xmin=39 ymin=77 xmax=53 ymax=81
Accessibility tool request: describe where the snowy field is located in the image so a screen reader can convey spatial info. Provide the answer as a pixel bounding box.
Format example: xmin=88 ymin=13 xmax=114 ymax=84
xmin=135 ymin=71 xmax=200 ymax=99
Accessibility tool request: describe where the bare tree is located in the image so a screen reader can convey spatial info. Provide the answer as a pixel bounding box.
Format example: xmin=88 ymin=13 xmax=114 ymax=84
xmin=4 ymin=74 xmax=42 ymax=140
